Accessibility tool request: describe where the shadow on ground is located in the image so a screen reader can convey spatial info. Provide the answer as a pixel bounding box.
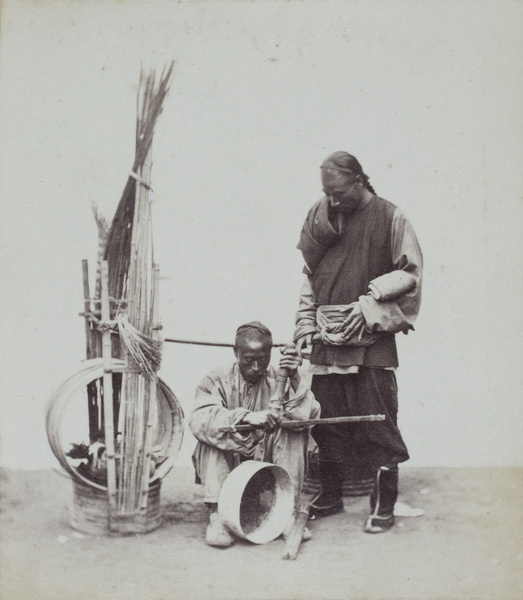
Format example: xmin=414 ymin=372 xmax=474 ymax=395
xmin=1 ymin=466 xmax=522 ymax=600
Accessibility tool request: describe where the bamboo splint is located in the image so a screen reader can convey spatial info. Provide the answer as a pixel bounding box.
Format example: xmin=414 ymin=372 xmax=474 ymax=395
xmin=100 ymin=261 xmax=118 ymax=528
xmin=140 ymin=264 xmax=161 ymax=513
xmin=218 ymin=414 xmax=386 ymax=433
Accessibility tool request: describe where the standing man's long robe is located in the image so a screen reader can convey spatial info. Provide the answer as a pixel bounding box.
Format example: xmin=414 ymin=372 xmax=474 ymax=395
xmin=295 ymin=194 xmax=422 ymax=518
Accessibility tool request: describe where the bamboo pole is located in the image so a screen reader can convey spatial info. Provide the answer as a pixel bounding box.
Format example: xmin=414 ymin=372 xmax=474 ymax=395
xmin=101 ymin=261 xmax=118 ymax=528
xmin=140 ymin=263 xmax=160 ymax=512
xmin=82 ymin=260 xmax=100 ymax=443
xmin=218 ymin=414 xmax=386 ymax=433
xmin=136 ymin=146 xmax=154 ymax=512
xmin=82 ymin=260 xmax=94 ymax=359
xmin=281 ymin=502 xmax=312 ymax=560
xmin=163 ymin=338 xmax=287 ymax=348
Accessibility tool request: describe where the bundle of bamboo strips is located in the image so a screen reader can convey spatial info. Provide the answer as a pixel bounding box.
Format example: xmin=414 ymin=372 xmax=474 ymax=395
xmin=105 ymin=63 xmax=174 ymax=307
xmin=97 ymin=64 xmax=175 ymax=524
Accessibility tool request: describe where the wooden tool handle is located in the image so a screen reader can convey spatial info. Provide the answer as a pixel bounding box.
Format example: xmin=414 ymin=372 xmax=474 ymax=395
xmin=269 ymin=342 xmax=295 ymax=416
xmin=281 ymin=507 xmax=310 ymax=560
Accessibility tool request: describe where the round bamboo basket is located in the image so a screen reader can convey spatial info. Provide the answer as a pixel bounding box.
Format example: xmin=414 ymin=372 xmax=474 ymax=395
xmin=70 ymin=479 xmax=163 ymax=535
xmin=46 ymin=358 xmax=184 ymax=534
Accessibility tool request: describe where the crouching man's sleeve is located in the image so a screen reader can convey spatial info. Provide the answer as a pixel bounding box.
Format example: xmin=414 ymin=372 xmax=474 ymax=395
xmin=281 ymin=373 xmax=321 ymax=422
xmin=188 ymin=369 xmax=261 ymax=453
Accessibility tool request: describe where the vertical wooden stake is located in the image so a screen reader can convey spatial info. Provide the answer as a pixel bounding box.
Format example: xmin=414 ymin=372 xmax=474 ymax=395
xmin=101 ymin=260 xmax=118 ymax=528
xmin=82 ymin=260 xmax=93 ymax=359
xmin=83 ymin=260 xmax=100 ymax=443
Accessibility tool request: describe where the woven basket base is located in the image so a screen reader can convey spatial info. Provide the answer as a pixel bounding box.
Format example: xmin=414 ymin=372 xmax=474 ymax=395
xmin=69 ymin=479 xmax=163 ymax=535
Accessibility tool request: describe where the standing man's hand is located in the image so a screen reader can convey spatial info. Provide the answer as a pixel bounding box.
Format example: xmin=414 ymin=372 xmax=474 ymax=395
xmin=296 ymin=333 xmax=314 ymax=356
xmin=280 ymin=344 xmax=304 ymax=393
xmin=341 ymin=302 xmax=367 ymax=340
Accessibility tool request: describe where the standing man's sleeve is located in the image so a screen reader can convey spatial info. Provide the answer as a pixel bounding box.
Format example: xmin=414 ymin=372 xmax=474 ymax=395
xmin=359 ymin=208 xmax=423 ymax=333
xmin=282 ymin=374 xmax=321 ymax=421
xmin=294 ymin=276 xmax=319 ymax=342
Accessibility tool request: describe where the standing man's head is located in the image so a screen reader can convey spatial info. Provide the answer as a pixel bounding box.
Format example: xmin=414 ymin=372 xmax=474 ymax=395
xmin=234 ymin=321 xmax=272 ymax=384
xmin=320 ymin=151 xmax=376 ymax=213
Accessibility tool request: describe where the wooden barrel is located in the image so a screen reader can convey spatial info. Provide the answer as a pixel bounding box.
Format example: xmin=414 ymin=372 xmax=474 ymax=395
xmin=303 ymin=455 xmax=374 ymax=498
xmin=342 ymin=464 xmax=374 ymax=497
xmin=70 ymin=479 xmax=162 ymax=535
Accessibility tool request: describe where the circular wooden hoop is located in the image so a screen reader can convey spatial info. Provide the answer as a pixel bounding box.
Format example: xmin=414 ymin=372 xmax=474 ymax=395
xmin=45 ymin=358 xmax=184 ymax=490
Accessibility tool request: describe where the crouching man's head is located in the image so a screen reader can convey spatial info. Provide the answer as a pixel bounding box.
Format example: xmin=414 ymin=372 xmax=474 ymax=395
xmin=234 ymin=321 xmax=272 ymax=384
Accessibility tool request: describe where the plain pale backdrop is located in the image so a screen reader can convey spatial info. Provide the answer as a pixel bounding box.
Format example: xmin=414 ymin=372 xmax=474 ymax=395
xmin=0 ymin=0 xmax=522 ymax=470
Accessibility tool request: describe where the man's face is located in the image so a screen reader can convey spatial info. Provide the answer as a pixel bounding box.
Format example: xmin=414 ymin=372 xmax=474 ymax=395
xmin=321 ymin=167 xmax=361 ymax=213
xmin=234 ymin=336 xmax=272 ymax=384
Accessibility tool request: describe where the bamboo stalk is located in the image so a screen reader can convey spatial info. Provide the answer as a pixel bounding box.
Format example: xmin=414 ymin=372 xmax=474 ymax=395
xmin=135 ymin=146 xmax=154 ymax=512
xmin=82 ymin=260 xmax=101 ymax=444
xmin=82 ymin=260 xmax=94 ymax=359
xmin=100 ymin=261 xmax=118 ymax=528
xmin=218 ymin=414 xmax=386 ymax=433
xmin=140 ymin=263 xmax=160 ymax=511
xmin=281 ymin=505 xmax=311 ymax=560
xmin=163 ymin=337 xmax=287 ymax=348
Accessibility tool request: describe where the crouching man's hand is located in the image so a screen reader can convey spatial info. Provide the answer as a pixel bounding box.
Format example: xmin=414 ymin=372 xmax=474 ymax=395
xmin=241 ymin=409 xmax=280 ymax=431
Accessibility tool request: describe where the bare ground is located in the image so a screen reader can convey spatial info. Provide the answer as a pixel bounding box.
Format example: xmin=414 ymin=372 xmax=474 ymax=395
xmin=1 ymin=466 xmax=522 ymax=600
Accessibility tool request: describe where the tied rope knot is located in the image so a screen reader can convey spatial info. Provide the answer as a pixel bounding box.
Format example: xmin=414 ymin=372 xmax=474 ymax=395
xmin=97 ymin=319 xmax=118 ymax=333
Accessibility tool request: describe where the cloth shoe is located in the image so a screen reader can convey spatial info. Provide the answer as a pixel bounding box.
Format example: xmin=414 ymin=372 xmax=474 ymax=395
xmin=363 ymin=514 xmax=395 ymax=534
xmin=205 ymin=510 xmax=235 ymax=548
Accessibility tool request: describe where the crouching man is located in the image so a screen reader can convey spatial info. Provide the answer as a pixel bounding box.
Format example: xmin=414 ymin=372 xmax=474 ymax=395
xmin=189 ymin=321 xmax=320 ymax=547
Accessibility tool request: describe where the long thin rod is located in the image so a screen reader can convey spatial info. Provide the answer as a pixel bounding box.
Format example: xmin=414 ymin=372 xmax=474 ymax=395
xmin=218 ymin=414 xmax=386 ymax=433
xmin=164 ymin=337 xmax=286 ymax=348
xmin=101 ymin=261 xmax=118 ymax=527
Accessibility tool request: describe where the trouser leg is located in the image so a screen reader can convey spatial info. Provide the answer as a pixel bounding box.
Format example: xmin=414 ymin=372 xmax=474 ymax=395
xmin=309 ymin=374 xmax=348 ymax=516
xmin=360 ymin=368 xmax=406 ymax=519
xmin=370 ymin=465 xmax=398 ymax=517
xmin=192 ymin=443 xmax=239 ymax=504
xmin=310 ymin=373 xmax=352 ymax=463
xmin=311 ymin=369 xmax=408 ymax=521
xmin=319 ymin=460 xmax=344 ymax=502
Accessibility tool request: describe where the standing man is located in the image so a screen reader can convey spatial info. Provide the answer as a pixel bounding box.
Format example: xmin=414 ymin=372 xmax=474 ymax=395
xmin=189 ymin=321 xmax=320 ymax=547
xmin=294 ymin=151 xmax=422 ymax=533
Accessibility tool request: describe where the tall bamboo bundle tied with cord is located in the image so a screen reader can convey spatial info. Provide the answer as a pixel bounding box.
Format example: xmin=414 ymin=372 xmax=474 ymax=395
xmin=46 ymin=63 xmax=184 ymax=535
xmin=102 ymin=64 xmax=175 ymax=527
